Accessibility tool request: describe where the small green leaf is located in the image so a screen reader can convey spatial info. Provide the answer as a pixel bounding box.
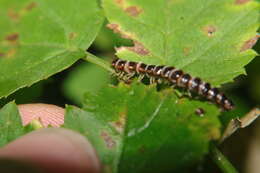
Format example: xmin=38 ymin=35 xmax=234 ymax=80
xmin=0 ymin=102 xmax=24 ymax=147
xmin=0 ymin=0 xmax=104 ymax=98
xmin=64 ymin=83 xmax=221 ymax=172
xmin=103 ymin=0 xmax=259 ymax=86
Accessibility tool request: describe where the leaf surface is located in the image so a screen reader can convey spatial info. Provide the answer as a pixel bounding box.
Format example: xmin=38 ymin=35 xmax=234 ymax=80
xmin=0 ymin=0 xmax=104 ymax=98
xmin=103 ymin=0 xmax=259 ymax=86
xmin=0 ymin=102 xmax=24 ymax=146
xmin=64 ymin=83 xmax=221 ymax=172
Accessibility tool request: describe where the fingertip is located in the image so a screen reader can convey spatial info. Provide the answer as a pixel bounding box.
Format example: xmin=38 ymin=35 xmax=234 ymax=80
xmin=18 ymin=104 xmax=65 ymax=127
xmin=0 ymin=128 xmax=101 ymax=173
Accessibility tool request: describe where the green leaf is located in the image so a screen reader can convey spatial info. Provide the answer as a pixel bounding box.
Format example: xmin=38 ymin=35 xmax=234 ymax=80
xmin=0 ymin=102 xmax=24 ymax=147
xmin=63 ymin=62 xmax=109 ymax=105
xmin=0 ymin=0 xmax=104 ymax=99
xmin=64 ymin=83 xmax=221 ymax=172
xmin=103 ymin=0 xmax=259 ymax=86
xmin=93 ymin=22 xmax=132 ymax=52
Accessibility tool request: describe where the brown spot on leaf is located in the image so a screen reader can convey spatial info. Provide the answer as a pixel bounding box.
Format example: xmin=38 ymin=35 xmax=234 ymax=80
xmin=240 ymin=35 xmax=260 ymax=52
xmin=69 ymin=32 xmax=77 ymax=40
xmin=203 ymin=25 xmax=217 ymax=37
xmin=126 ymin=41 xmax=150 ymax=55
xmin=125 ymin=6 xmax=143 ymax=17
xmin=25 ymin=2 xmax=37 ymax=11
xmin=101 ymin=131 xmax=116 ymax=149
xmin=115 ymin=0 xmax=124 ymax=6
xmin=6 ymin=49 xmax=16 ymax=58
xmin=0 ymin=52 xmax=5 ymax=57
xmin=195 ymin=108 xmax=205 ymax=117
xmin=139 ymin=145 xmax=146 ymax=154
xmin=235 ymin=0 xmax=250 ymax=5
xmin=110 ymin=111 xmax=126 ymax=133
xmin=183 ymin=47 xmax=191 ymax=56
xmin=107 ymin=23 xmax=149 ymax=55
xmin=5 ymin=33 xmax=19 ymax=42
xmin=7 ymin=9 xmax=20 ymax=21
xmin=106 ymin=23 xmax=132 ymax=39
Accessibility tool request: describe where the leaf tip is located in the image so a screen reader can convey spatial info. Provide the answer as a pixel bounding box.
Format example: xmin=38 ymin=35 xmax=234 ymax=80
xmin=240 ymin=34 xmax=260 ymax=52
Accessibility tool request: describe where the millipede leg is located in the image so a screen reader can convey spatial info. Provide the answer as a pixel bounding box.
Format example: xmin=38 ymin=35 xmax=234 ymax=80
xmin=138 ymin=75 xmax=145 ymax=82
xmin=123 ymin=73 xmax=135 ymax=81
xmin=150 ymin=77 xmax=156 ymax=84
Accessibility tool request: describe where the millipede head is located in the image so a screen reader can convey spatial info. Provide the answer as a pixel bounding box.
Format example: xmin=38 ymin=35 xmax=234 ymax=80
xmin=117 ymin=59 xmax=126 ymax=71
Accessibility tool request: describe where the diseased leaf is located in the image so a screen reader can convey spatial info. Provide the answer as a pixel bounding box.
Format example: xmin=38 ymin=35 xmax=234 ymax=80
xmin=0 ymin=102 xmax=24 ymax=146
xmin=93 ymin=22 xmax=132 ymax=52
xmin=64 ymin=83 xmax=221 ymax=172
xmin=0 ymin=0 xmax=104 ymax=98
xmin=103 ymin=0 xmax=259 ymax=86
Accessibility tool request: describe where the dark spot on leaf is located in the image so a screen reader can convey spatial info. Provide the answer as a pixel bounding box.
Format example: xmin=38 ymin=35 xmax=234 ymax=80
xmin=183 ymin=47 xmax=191 ymax=56
xmin=6 ymin=49 xmax=16 ymax=58
xmin=7 ymin=9 xmax=20 ymax=21
xmin=122 ymin=41 xmax=150 ymax=55
xmin=139 ymin=145 xmax=146 ymax=153
xmin=106 ymin=23 xmax=132 ymax=39
xmin=101 ymin=131 xmax=116 ymax=149
xmin=235 ymin=0 xmax=250 ymax=5
xmin=25 ymin=2 xmax=37 ymax=11
xmin=125 ymin=6 xmax=143 ymax=17
xmin=240 ymin=34 xmax=260 ymax=52
xmin=0 ymin=52 xmax=5 ymax=57
xmin=203 ymin=25 xmax=217 ymax=37
xmin=195 ymin=108 xmax=205 ymax=117
xmin=5 ymin=33 xmax=19 ymax=42
xmin=110 ymin=111 xmax=126 ymax=133
xmin=180 ymin=16 xmax=184 ymax=20
xmin=69 ymin=32 xmax=77 ymax=40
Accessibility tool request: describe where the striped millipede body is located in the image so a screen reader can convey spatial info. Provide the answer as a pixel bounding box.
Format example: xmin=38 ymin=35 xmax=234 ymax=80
xmin=111 ymin=58 xmax=234 ymax=111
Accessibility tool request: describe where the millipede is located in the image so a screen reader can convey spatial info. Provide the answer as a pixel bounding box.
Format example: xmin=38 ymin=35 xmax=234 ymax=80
xmin=111 ymin=58 xmax=235 ymax=111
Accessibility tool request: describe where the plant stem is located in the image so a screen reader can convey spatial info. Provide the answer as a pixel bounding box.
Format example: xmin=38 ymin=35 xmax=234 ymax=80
xmin=82 ymin=52 xmax=114 ymax=73
xmin=211 ymin=145 xmax=238 ymax=173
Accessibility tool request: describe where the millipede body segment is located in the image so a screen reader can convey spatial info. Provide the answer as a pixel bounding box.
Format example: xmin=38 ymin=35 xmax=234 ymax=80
xmin=112 ymin=58 xmax=234 ymax=111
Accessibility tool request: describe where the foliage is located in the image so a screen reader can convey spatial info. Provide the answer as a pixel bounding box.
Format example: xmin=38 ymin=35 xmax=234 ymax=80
xmin=64 ymin=83 xmax=221 ymax=172
xmin=0 ymin=0 xmax=259 ymax=173
xmin=0 ymin=0 xmax=104 ymax=98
